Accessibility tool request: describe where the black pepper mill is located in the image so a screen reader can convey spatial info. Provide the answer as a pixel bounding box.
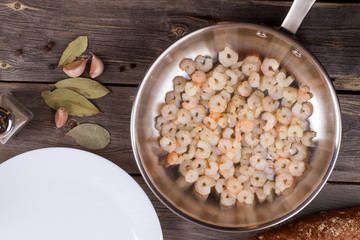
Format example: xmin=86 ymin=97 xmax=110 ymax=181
xmin=0 ymin=94 xmax=32 ymax=144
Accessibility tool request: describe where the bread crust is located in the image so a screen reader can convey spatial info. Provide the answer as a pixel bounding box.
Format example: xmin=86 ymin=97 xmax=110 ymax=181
xmin=250 ymin=207 xmax=360 ymax=240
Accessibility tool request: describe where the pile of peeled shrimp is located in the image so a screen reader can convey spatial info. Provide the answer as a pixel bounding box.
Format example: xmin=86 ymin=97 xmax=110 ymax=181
xmin=155 ymin=46 xmax=316 ymax=206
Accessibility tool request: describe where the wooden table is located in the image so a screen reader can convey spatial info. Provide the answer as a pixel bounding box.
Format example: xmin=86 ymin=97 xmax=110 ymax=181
xmin=1 ymin=0 xmax=360 ymax=239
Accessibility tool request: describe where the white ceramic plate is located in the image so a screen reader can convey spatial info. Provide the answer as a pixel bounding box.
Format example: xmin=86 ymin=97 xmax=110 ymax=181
xmin=0 ymin=148 xmax=163 ymax=240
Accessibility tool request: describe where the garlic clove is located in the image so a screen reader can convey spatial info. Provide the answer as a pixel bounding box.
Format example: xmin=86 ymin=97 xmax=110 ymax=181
xmin=63 ymin=59 xmax=87 ymax=78
xmin=89 ymin=53 xmax=104 ymax=78
xmin=55 ymin=107 xmax=68 ymax=128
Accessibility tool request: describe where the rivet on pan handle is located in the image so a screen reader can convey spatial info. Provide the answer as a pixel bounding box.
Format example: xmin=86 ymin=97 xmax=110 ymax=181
xmin=281 ymin=0 xmax=316 ymax=35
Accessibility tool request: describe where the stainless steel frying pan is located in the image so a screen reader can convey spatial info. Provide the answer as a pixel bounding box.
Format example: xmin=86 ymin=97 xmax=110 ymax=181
xmin=131 ymin=0 xmax=341 ymax=231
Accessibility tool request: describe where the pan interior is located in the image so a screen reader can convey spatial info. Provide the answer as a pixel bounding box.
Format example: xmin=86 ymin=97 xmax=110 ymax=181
xmin=132 ymin=23 xmax=341 ymax=230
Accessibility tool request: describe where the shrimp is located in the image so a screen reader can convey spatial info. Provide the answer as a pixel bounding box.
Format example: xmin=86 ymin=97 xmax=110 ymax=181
xmin=225 ymin=69 xmax=240 ymax=86
xmin=185 ymin=169 xmax=199 ymax=183
xmin=209 ymin=94 xmax=227 ymax=113
xmin=213 ymin=64 xmax=227 ymax=73
xmin=166 ymin=152 xmax=178 ymax=165
xmin=263 ymin=180 xmax=279 ymax=195
xmin=220 ymin=89 xmax=232 ymax=103
xmin=205 ymin=161 xmax=219 ymax=176
xmin=179 ymin=58 xmax=196 ymax=75
xmin=262 ymin=76 xmax=277 ymax=90
xmin=292 ymin=102 xmax=313 ymax=119
xmin=218 ymin=139 xmax=233 ymax=154
xmin=202 ymin=117 xmax=216 ymax=130
xmin=155 ymin=116 xmax=168 ymax=131
xmin=275 ymin=139 xmax=291 ymax=158
xmin=283 ymin=87 xmax=298 ymax=102
xmin=209 ymin=71 xmax=227 ymax=90
xmin=220 ymin=190 xmax=236 ymax=206
xmin=244 ymin=132 xmax=260 ymax=147
xmin=256 ymin=189 xmax=267 ymax=203
xmin=239 ymin=119 xmax=255 ymax=133
xmin=161 ymin=103 xmax=178 ymax=120
xmin=249 ymin=153 xmax=267 ymax=170
xmin=200 ymin=128 xmax=219 ymax=146
xmin=275 ymin=72 xmax=295 ymax=87
xmin=261 ymin=58 xmax=279 ymax=76
xmin=238 ymin=109 xmax=255 ymax=121
xmin=184 ymin=81 xmax=200 ymax=96
xmin=274 ymin=158 xmax=291 ymax=174
xmin=268 ymin=84 xmax=283 ymax=100
xmin=176 ymin=109 xmax=191 ymax=124
xmin=291 ymin=117 xmax=309 ymax=129
xmin=260 ymin=132 xmax=275 ymax=149
xmin=227 ymin=114 xmax=237 ymax=128
xmin=289 ymin=160 xmax=306 ymax=177
xmin=190 ymin=105 xmax=206 ymax=123
xmin=176 ymin=130 xmax=192 ymax=146
xmin=262 ymin=96 xmax=280 ymax=113
xmin=226 ymin=177 xmax=243 ymax=195
xmin=252 ymin=119 xmax=263 ymax=135
xmin=161 ymin=124 xmax=179 ymax=140
xmin=290 ymin=142 xmax=309 ymax=161
xmin=179 ymin=159 xmax=192 ymax=176
xmin=191 ymin=158 xmax=207 ymax=175
xmin=247 ymin=93 xmax=262 ymax=110
xmin=276 ymin=124 xmax=288 ymax=140
xmin=237 ymin=81 xmax=253 ymax=97
xmin=261 ymin=112 xmax=276 ymax=131
xmin=275 ymin=172 xmax=293 ymax=192
xmin=301 ymin=131 xmax=316 ymax=146
xmin=276 ymin=107 xmax=292 ymax=125
xmin=219 ymin=165 xmax=235 ymax=179
xmin=165 ymin=90 xmax=181 ymax=106
xmin=160 ymin=136 xmax=177 ymax=153
xmin=218 ymin=115 xmax=228 ymax=128
xmin=297 ymin=85 xmax=312 ymax=102
xmin=219 ymin=46 xmax=239 ymax=67
xmin=215 ymin=178 xmax=227 ymax=194
xmin=264 ymin=160 xmax=275 ymax=176
xmin=222 ymin=127 xmax=234 ymax=139
xmin=194 ymin=175 xmax=213 ymax=196
xmin=248 ymin=72 xmax=260 ymax=87
xmin=281 ymin=97 xmax=296 ymax=108
xmin=175 ymin=144 xmax=187 ymax=154
xmin=237 ymin=189 xmax=254 ymax=204
xmin=173 ymin=76 xmax=187 ymax=93
xmin=288 ymin=124 xmax=304 ymax=139
xmin=191 ymin=70 xmax=206 ymax=85
xmin=195 ymin=140 xmax=212 ymax=159
xmin=242 ymin=56 xmax=261 ymax=76
xmin=182 ymin=93 xmax=198 ymax=110
xmin=195 ymin=55 xmax=213 ymax=72
xmin=252 ymin=144 xmax=267 ymax=158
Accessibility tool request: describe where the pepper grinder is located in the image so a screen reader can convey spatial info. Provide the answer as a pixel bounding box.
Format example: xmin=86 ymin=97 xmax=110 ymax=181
xmin=0 ymin=93 xmax=32 ymax=144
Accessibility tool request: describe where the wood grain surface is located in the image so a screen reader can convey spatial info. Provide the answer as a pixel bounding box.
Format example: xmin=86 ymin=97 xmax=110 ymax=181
xmin=0 ymin=0 xmax=359 ymax=89
xmin=1 ymin=0 xmax=360 ymax=239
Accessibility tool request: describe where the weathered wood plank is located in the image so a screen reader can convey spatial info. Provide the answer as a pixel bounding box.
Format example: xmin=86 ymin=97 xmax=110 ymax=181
xmin=134 ymin=175 xmax=360 ymax=240
xmin=0 ymin=0 xmax=360 ymax=90
xmin=0 ymin=83 xmax=358 ymax=182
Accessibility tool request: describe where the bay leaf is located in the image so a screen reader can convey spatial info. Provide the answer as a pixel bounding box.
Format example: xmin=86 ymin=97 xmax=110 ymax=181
xmin=58 ymin=36 xmax=88 ymax=66
xmin=41 ymin=88 xmax=101 ymax=117
xmin=66 ymin=123 xmax=110 ymax=150
xmin=54 ymin=78 xmax=110 ymax=99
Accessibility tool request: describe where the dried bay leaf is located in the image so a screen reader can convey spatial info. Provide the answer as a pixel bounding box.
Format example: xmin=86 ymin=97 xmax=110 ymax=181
xmin=66 ymin=123 xmax=110 ymax=150
xmin=58 ymin=36 xmax=88 ymax=66
xmin=41 ymin=88 xmax=101 ymax=117
xmin=54 ymin=78 xmax=110 ymax=99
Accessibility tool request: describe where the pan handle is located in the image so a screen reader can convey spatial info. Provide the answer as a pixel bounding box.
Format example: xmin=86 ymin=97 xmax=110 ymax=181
xmin=281 ymin=0 xmax=316 ymax=35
